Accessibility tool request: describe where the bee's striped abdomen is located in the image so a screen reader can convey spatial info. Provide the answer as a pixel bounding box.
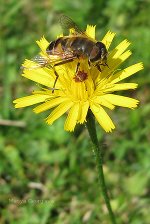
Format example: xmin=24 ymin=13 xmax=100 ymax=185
xmin=47 ymin=37 xmax=63 ymax=53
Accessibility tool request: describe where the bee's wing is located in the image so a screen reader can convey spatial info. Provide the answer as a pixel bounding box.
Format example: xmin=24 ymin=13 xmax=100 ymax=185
xmin=21 ymin=52 xmax=77 ymax=70
xmin=34 ymin=55 xmax=48 ymax=65
xmin=59 ymin=15 xmax=88 ymax=37
xmin=21 ymin=55 xmax=49 ymax=70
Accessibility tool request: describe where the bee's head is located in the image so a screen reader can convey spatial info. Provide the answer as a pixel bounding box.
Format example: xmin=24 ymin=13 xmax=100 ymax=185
xmin=90 ymin=41 xmax=107 ymax=64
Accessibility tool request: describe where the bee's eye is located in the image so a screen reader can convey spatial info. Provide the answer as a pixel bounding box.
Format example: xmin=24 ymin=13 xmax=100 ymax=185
xmin=96 ymin=41 xmax=104 ymax=48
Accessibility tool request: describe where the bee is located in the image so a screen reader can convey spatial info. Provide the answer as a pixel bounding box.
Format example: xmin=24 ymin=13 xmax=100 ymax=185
xmin=25 ymin=15 xmax=108 ymax=91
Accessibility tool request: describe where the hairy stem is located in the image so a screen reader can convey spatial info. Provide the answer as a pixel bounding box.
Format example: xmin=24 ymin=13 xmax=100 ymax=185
xmin=86 ymin=110 xmax=117 ymax=224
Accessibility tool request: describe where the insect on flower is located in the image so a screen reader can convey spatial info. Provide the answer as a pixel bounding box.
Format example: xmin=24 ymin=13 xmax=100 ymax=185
xmin=14 ymin=19 xmax=144 ymax=133
xmin=22 ymin=15 xmax=108 ymax=91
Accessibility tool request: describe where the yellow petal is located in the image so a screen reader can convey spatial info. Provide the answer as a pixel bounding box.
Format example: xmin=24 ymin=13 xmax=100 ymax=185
xmin=78 ymin=101 xmax=89 ymax=124
xmin=102 ymin=94 xmax=139 ymax=109
xmin=109 ymin=62 xmax=144 ymax=84
xmin=33 ymin=97 xmax=68 ymax=113
xmin=36 ymin=36 xmax=49 ymax=53
xmin=100 ymin=39 xmax=131 ymax=79
xmin=32 ymin=90 xmax=55 ymax=95
xmin=90 ymin=103 xmax=115 ymax=132
xmin=118 ymin=50 xmax=132 ymax=62
xmin=102 ymin=31 xmax=116 ymax=50
xmin=100 ymin=39 xmax=131 ymax=80
xmin=104 ymin=83 xmax=138 ymax=93
xmin=110 ymin=39 xmax=131 ymax=59
xmin=85 ymin=75 xmax=95 ymax=97
xmin=109 ymin=50 xmax=132 ymax=69
xmin=70 ymin=81 xmax=88 ymax=101
xmin=22 ymin=59 xmax=37 ymax=69
xmin=86 ymin=25 xmax=96 ymax=39
xmin=101 ymin=50 xmax=132 ymax=80
xmin=92 ymin=96 xmax=115 ymax=110
xmin=46 ymin=101 xmax=73 ymax=124
xmin=64 ymin=103 xmax=79 ymax=131
xmin=13 ymin=94 xmax=50 ymax=108
xmin=22 ymin=68 xmax=55 ymax=88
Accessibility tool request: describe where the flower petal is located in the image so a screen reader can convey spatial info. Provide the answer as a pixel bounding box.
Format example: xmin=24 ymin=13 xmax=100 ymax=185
xmin=78 ymin=101 xmax=89 ymax=124
xmin=110 ymin=39 xmax=131 ymax=59
xmin=102 ymin=31 xmax=116 ymax=50
xmin=86 ymin=25 xmax=96 ymax=39
xmin=13 ymin=94 xmax=50 ymax=108
xmin=22 ymin=68 xmax=55 ymax=88
xmin=101 ymin=50 xmax=132 ymax=80
xmin=92 ymin=96 xmax=115 ymax=110
xmin=90 ymin=103 xmax=115 ymax=132
xmin=99 ymin=39 xmax=131 ymax=80
xmin=109 ymin=50 xmax=132 ymax=69
xmin=102 ymin=94 xmax=139 ymax=109
xmin=109 ymin=62 xmax=144 ymax=84
xmin=104 ymin=83 xmax=138 ymax=93
xmin=64 ymin=103 xmax=80 ymax=131
xmin=46 ymin=101 xmax=73 ymax=125
xmin=33 ymin=97 xmax=68 ymax=113
xmin=70 ymin=81 xmax=88 ymax=101
xmin=22 ymin=59 xmax=37 ymax=69
xmin=36 ymin=36 xmax=49 ymax=53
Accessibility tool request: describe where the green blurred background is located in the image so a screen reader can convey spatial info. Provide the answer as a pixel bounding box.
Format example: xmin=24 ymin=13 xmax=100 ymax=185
xmin=0 ymin=0 xmax=150 ymax=223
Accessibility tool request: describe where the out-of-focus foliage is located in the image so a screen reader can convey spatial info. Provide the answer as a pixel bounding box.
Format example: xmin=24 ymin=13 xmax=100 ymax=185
xmin=0 ymin=0 xmax=150 ymax=223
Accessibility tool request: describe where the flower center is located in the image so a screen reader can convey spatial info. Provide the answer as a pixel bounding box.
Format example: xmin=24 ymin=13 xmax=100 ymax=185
xmin=73 ymin=70 xmax=88 ymax=82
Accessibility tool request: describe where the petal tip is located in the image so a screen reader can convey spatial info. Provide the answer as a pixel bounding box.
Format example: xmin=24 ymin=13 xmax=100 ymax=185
xmin=105 ymin=124 xmax=115 ymax=133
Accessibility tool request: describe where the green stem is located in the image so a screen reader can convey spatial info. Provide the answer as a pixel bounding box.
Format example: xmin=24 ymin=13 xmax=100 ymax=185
xmin=86 ymin=111 xmax=117 ymax=224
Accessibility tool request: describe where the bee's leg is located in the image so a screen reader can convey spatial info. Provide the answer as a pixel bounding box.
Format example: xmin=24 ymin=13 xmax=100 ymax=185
xmin=95 ymin=64 xmax=101 ymax=72
xmin=52 ymin=67 xmax=59 ymax=93
xmin=88 ymin=60 xmax=91 ymax=69
xmin=75 ymin=62 xmax=80 ymax=74
xmin=105 ymin=63 xmax=109 ymax=68
xmin=100 ymin=62 xmax=109 ymax=68
xmin=52 ymin=58 xmax=74 ymax=93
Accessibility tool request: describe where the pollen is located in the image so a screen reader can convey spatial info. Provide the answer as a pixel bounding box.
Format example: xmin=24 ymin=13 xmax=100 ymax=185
xmin=73 ymin=70 xmax=88 ymax=82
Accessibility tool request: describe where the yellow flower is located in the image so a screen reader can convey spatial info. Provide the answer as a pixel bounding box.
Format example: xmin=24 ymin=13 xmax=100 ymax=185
xmin=13 ymin=26 xmax=143 ymax=132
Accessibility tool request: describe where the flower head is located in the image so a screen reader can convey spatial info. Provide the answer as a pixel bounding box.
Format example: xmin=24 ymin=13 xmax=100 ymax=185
xmin=13 ymin=26 xmax=143 ymax=132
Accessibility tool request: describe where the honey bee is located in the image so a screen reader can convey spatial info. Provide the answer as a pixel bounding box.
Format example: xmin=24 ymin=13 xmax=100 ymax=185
xmin=25 ymin=15 xmax=108 ymax=91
